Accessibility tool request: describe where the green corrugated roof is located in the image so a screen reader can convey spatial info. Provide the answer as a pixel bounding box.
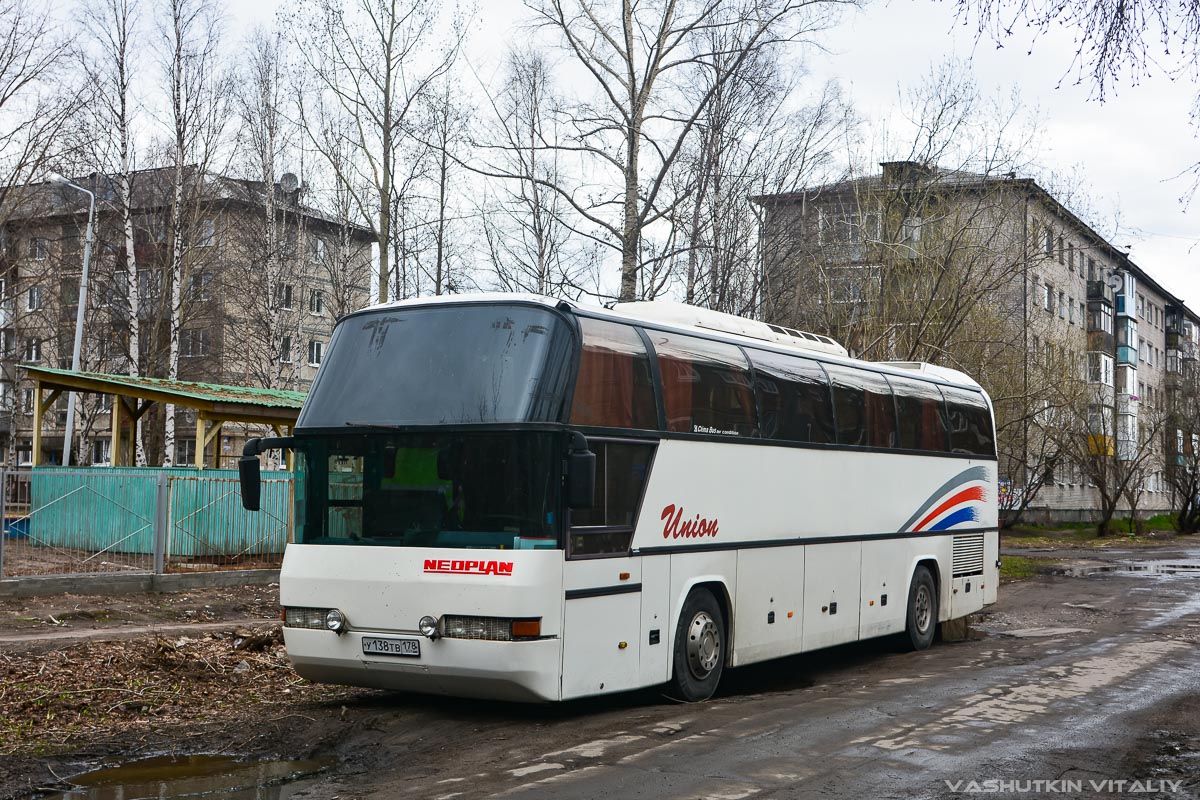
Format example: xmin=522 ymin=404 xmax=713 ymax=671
xmin=25 ymin=366 xmax=306 ymax=410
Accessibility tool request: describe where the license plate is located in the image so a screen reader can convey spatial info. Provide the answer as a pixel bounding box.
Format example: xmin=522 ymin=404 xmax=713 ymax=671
xmin=361 ymin=636 xmax=421 ymax=658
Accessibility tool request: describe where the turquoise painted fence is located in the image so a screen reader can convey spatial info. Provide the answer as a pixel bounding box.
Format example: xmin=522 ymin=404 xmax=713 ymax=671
xmin=26 ymin=467 xmax=293 ymax=558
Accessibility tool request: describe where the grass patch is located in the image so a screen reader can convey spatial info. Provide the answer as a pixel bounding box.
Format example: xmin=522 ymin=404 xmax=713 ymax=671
xmin=1000 ymin=555 xmax=1054 ymax=582
xmin=1144 ymin=514 xmax=1177 ymax=532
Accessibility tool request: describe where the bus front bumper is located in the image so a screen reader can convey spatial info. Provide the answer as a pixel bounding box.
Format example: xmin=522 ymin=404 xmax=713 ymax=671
xmin=284 ymin=628 xmax=563 ymax=703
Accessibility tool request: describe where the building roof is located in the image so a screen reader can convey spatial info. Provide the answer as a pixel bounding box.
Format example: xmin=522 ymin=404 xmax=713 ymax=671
xmin=754 ymin=163 xmax=1197 ymax=314
xmin=24 ymin=366 xmax=305 ymax=424
xmin=4 ymin=167 xmax=375 ymax=240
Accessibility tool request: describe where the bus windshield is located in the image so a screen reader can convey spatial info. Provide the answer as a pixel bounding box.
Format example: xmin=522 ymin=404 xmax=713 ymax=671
xmin=297 ymin=304 xmax=575 ymax=428
xmin=294 ymin=431 xmax=562 ymax=549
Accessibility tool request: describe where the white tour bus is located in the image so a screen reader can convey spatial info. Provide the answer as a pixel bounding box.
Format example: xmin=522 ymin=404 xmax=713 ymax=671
xmin=239 ymin=293 xmax=999 ymax=702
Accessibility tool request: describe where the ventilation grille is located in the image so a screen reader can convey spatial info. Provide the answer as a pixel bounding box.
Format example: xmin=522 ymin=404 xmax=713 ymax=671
xmin=952 ymin=533 xmax=985 ymax=577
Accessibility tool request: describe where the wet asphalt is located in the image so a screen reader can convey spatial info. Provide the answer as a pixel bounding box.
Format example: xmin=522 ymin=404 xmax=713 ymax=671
xmin=304 ymin=548 xmax=1200 ymax=800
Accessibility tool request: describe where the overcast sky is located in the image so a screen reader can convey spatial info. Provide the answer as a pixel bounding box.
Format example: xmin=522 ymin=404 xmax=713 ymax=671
xmin=234 ymin=0 xmax=1197 ymax=304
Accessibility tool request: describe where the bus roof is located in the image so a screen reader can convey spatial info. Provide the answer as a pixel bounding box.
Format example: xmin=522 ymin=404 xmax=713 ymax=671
xmin=355 ymin=293 xmax=985 ymax=393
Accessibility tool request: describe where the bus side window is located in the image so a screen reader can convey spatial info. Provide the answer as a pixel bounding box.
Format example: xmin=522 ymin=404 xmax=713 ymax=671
xmin=826 ymin=365 xmax=898 ymax=449
xmin=652 ymin=332 xmax=757 ymax=437
xmin=748 ymin=349 xmax=834 ymax=444
xmin=890 ymin=376 xmax=951 ymax=452
xmin=570 ymin=317 xmax=657 ymax=429
xmin=942 ymin=387 xmax=995 ymax=456
xmin=569 ymin=441 xmax=655 ymax=556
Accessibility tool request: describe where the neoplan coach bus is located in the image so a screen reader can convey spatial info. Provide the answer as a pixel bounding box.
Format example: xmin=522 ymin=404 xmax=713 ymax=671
xmin=239 ymin=293 xmax=999 ymax=703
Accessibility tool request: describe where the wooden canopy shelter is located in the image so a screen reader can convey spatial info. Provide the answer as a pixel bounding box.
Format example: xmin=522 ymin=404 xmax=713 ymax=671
xmin=24 ymin=366 xmax=306 ymax=469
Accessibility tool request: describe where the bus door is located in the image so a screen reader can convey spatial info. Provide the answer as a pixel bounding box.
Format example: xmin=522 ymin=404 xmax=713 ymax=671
xmin=560 ymin=439 xmax=655 ymax=699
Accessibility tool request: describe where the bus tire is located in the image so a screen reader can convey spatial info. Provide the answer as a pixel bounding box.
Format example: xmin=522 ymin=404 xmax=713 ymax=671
xmin=904 ymin=565 xmax=938 ymax=651
xmin=666 ymin=588 xmax=726 ymax=702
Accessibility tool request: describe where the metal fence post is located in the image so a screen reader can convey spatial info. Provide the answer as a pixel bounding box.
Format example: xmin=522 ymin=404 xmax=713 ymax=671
xmin=153 ymin=472 xmax=169 ymax=574
xmin=0 ymin=467 xmax=6 ymax=579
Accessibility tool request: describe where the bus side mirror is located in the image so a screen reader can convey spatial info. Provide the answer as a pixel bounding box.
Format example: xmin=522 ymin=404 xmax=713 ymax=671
xmin=567 ymin=433 xmax=596 ymax=509
xmin=239 ymin=456 xmax=261 ymax=512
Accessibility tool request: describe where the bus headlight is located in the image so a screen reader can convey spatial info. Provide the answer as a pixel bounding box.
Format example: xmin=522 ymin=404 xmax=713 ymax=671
xmin=418 ymin=615 xmax=440 ymax=639
xmin=325 ymin=609 xmax=348 ymax=634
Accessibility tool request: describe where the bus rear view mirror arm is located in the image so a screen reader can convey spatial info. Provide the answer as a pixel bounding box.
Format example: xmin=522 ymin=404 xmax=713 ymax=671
xmin=240 ymin=437 xmax=295 ymax=512
xmin=567 ymin=432 xmax=596 ymax=509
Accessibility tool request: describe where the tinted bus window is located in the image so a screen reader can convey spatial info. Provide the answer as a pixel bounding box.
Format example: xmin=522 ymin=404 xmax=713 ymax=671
xmin=942 ymin=386 xmax=995 ymax=456
xmin=748 ymin=349 xmax=834 ymax=444
xmin=570 ymin=318 xmax=657 ymax=429
xmin=825 ymin=365 xmax=896 ymax=448
xmin=298 ymin=305 xmax=574 ymax=427
xmin=570 ymin=441 xmax=655 ymax=556
xmin=651 ymin=332 xmax=757 ymax=436
xmin=889 ymin=376 xmax=951 ymax=452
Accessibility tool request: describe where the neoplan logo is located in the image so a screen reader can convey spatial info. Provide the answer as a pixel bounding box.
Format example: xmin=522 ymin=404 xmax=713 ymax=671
xmin=423 ymin=559 xmax=514 ymax=576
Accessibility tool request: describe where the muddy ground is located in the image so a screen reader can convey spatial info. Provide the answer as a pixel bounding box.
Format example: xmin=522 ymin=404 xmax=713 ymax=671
xmin=1 ymin=539 xmax=1199 ymax=799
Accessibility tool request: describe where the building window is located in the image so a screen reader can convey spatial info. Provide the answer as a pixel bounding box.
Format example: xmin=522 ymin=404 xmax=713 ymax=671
xmin=308 ymin=289 xmax=324 ymax=315
xmin=1057 ymin=235 xmax=1064 ymax=263
xmin=1087 ymin=258 xmax=1096 ymax=280
xmin=1044 ymin=228 xmax=1053 ymax=256
xmin=1067 ymin=242 xmax=1075 ymax=271
xmin=91 ymin=439 xmax=110 ymax=466
xmin=309 ymin=237 xmax=326 ymax=262
xmin=30 ymin=237 xmax=47 ymax=261
xmin=196 ymin=218 xmax=216 ymax=247
xmin=186 ymin=272 xmax=213 ymax=301
xmin=181 ymin=328 xmax=210 ymax=357
xmin=308 ymin=340 xmax=323 ymax=366
xmin=280 ymin=335 xmax=292 ymax=363
xmin=1068 ymin=297 xmax=1076 ymax=324
xmin=1044 ymin=283 xmax=1053 ymax=312
xmin=26 ymin=285 xmax=42 ymax=311
xmin=16 ymin=439 xmax=32 ymax=465
xmin=1058 ymin=291 xmax=1066 ymax=319
xmin=276 ymin=283 xmax=294 ymax=310
xmin=22 ymin=387 xmax=33 ymax=414
xmin=901 ymin=216 xmax=922 ymax=245
xmin=22 ymin=337 xmax=40 ymax=362
xmin=176 ymin=438 xmax=196 ymax=465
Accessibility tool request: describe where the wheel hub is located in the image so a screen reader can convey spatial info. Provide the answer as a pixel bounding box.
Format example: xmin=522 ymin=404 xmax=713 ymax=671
xmin=914 ymin=585 xmax=932 ymax=633
xmin=686 ymin=611 xmax=720 ymax=679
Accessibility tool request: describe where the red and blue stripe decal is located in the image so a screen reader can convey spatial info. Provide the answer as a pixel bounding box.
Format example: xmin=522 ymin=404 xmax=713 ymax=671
xmin=899 ymin=466 xmax=991 ymax=533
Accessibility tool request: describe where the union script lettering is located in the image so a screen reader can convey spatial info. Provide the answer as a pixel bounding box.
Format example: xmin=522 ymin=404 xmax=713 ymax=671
xmin=661 ymin=504 xmax=719 ymax=539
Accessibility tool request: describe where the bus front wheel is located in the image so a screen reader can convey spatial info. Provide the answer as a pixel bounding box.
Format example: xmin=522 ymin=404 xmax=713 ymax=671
xmin=904 ymin=565 xmax=938 ymax=651
xmin=666 ymin=588 xmax=725 ymax=702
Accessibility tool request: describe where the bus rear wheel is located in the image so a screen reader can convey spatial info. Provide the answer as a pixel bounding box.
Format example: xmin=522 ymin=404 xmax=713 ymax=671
xmin=904 ymin=565 xmax=938 ymax=651
xmin=666 ymin=588 xmax=725 ymax=702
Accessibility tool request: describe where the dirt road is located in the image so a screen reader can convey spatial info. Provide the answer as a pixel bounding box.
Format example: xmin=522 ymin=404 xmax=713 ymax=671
xmin=3 ymin=546 xmax=1199 ymax=799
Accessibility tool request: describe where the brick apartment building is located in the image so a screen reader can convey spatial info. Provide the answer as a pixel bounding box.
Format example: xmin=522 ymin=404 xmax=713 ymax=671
xmin=756 ymin=161 xmax=1200 ymax=522
xmin=0 ymin=168 xmax=374 ymax=467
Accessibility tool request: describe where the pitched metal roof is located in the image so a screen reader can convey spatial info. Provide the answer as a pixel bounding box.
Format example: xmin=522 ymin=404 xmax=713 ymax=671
xmin=25 ymin=366 xmax=305 ymax=423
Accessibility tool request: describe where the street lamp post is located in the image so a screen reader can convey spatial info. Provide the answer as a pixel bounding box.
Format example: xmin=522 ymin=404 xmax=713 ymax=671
xmin=47 ymin=173 xmax=96 ymax=467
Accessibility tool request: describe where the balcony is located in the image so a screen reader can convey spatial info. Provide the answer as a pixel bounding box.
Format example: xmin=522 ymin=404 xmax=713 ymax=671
xmin=1088 ymin=330 xmax=1115 ymax=352
xmin=1087 ymin=280 xmax=1115 ymax=306
xmin=1117 ymin=393 xmax=1139 ymax=415
xmin=1116 ymin=345 xmax=1137 ymax=365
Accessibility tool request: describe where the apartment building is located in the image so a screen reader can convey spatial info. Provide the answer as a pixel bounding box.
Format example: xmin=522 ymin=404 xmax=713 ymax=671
xmin=756 ymin=161 xmax=1200 ymax=522
xmin=0 ymin=168 xmax=374 ymax=467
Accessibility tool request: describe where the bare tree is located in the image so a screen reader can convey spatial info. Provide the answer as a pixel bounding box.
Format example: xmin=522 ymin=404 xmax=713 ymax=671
xmin=0 ymin=1 xmax=84 ymax=461
xmin=292 ymin=0 xmax=463 ymax=303
xmin=419 ymin=76 xmax=473 ymax=296
xmin=522 ymin=0 xmax=852 ymax=301
xmin=674 ymin=38 xmax=854 ymax=315
xmin=157 ymin=0 xmax=230 ymax=465
xmin=80 ymin=0 xmax=149 ymax=463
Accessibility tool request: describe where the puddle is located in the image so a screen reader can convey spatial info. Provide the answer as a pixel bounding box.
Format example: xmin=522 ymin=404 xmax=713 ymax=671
xmin=1070 ymin=560 xmax=1200 ymax=577
xmin=43 ymin=754 xmax=334 ymax=799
